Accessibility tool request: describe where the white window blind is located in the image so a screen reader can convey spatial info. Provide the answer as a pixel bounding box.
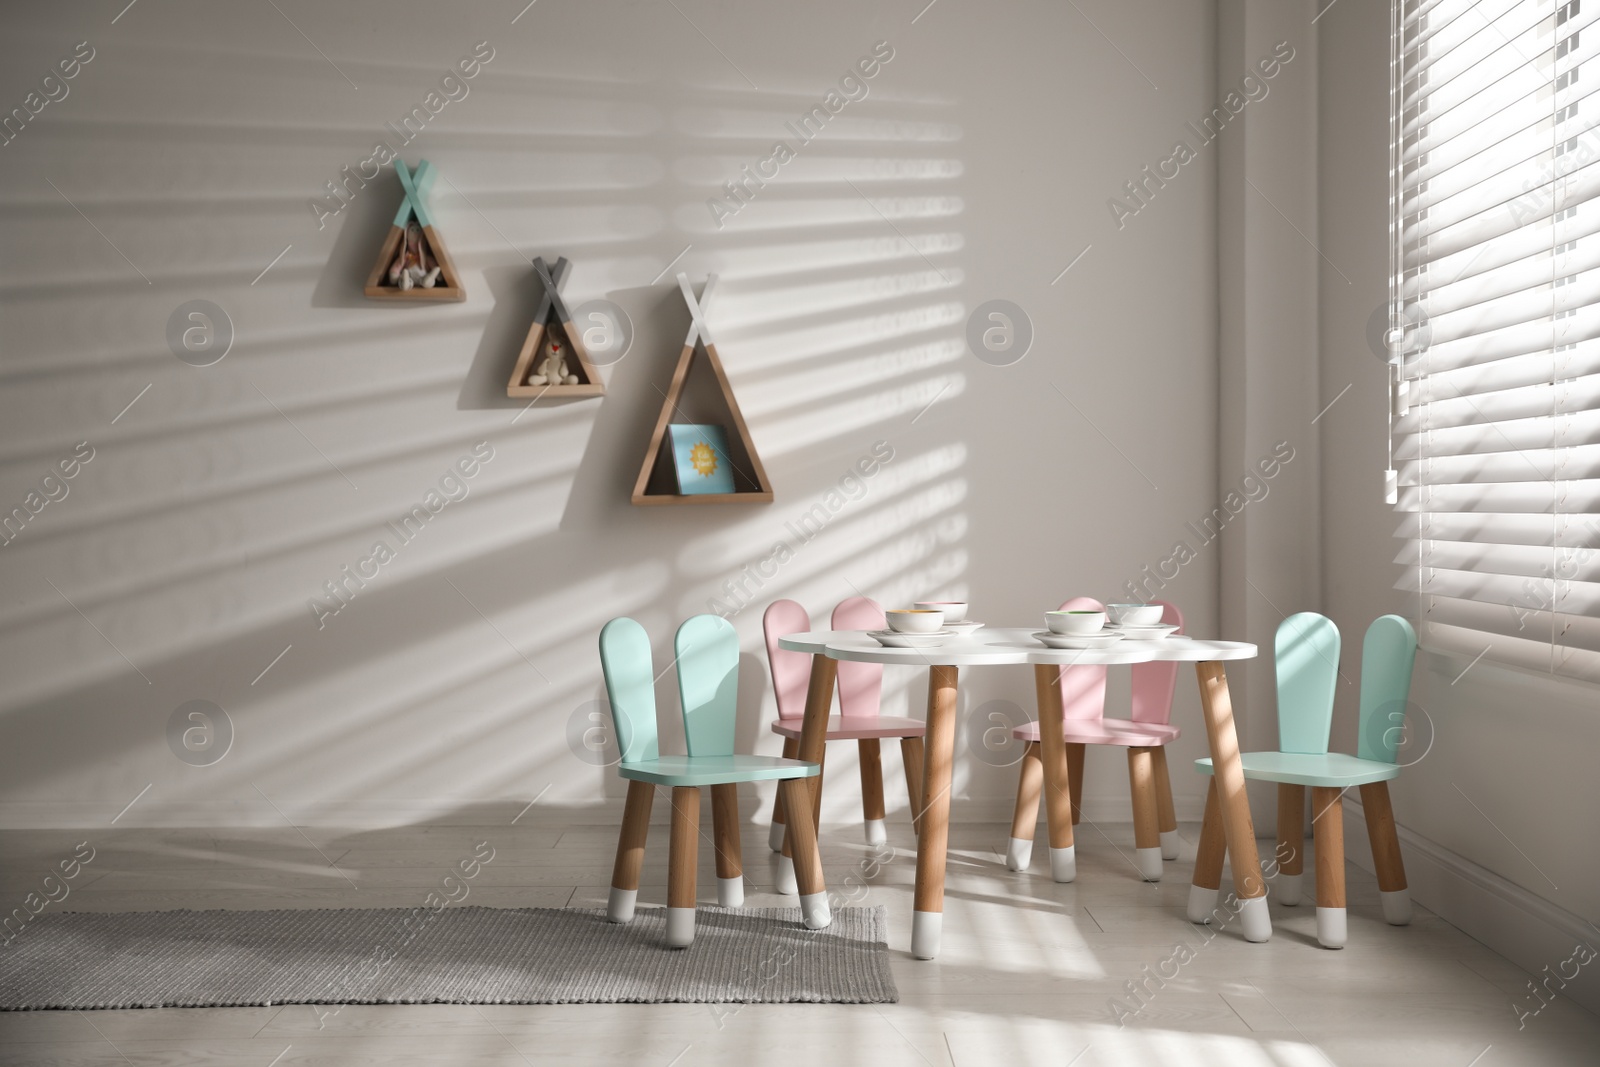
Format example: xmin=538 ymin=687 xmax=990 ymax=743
xmin=1392 ymin=0 xmax=1600 ymax=682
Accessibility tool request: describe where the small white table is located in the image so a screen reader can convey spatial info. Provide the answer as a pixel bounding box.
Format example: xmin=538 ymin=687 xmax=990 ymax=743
xmin=777 ymin=627 xmax=1265 ymax=959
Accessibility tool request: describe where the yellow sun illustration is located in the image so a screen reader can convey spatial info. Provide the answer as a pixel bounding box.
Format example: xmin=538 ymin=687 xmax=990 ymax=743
xmin=690 ymin=441 xmax=719 ymax=477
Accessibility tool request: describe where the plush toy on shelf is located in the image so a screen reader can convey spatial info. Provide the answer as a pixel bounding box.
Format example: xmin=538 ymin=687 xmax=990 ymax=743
xmin=387 ymin=223 xmax=441 ymax=290
xmin=529 ymin=335 xmax=580 ymax=386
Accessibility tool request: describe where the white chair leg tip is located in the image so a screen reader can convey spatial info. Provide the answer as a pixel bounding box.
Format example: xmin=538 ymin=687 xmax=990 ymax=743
xmin=1380 ymin=889 xmax=1412 ymax=926
xmin=1049 ymin=845 xmax=1077 ymax=883
xmin=800 ymin=891 xmax=832 ymax=930
xmin=768 ymin=821 xmax=786 ymax=853
xmin=1316 ymin=906 xmax=1347 ymax=949
xmin=1275 ymin=871 xmax=1302 ymax=907
xmin=911 ymin=911 xmax=942 ymax=959
xmin=1159 ymin=829 xmax=1180 ymax=861
xmin=665 ymin=907 xmax=696 ymax=948
xmin=606 ymin=887 xmax=637 ymax=924
xmin=1239 ymin=895 xmax=1272 ymax=942
xmin=1005 ymin=837 xmax=1033 ymax=872
xmin=1136 ymin=846 xmax=1164 ymax=882
xmin=775 ymin=855 xmax=798 ymax=896
xmin=863 ymin=818 xmax=887 ymax=846
xmin=717 ymin=876 xmax=744 ymax=908
xmin=1187 ymin=884 xmax=1219 ymax=924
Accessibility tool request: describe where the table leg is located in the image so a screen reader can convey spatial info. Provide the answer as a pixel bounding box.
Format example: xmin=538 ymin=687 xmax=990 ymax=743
xmin=911 ymin=664 xmax=959 ymax=960
xmin=1032 ymin=664 xmax=1077 ymax=883
xmin=1194 ymin=661 xmax=1270 ymax=942
xmin=779 ymin=654 xmax=836 ymax=896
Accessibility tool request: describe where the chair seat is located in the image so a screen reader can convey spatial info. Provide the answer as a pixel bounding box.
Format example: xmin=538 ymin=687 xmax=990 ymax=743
xmin=1194 ymin=751 xmax=1401 ymax=787
xmin=1011 ymin=719 xmax=1181 ymax=747
xmin=770 ymin=715 xmax=926 ymax=740
xmin=618 ymin=754 xmax=820 ymax=787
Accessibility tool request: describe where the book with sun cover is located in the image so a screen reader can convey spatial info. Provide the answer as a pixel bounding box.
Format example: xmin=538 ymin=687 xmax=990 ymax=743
xmin=667 ymin=424 xmax=736 ymax=495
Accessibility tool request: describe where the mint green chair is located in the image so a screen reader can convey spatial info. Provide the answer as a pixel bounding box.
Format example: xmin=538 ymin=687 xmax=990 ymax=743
xmin=600 ymin=615 xmax=829 ymax=948
xmin=1192 ymin=613 xmax=1418 ymax=949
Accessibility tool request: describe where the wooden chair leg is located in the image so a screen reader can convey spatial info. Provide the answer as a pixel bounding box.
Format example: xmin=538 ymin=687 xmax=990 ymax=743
xmin=607 ymin=780 xmax=654 ymax=923
xmin=1360 ymin=780 xmax=1412 ymax=925
xmin=858 ymin=738 xmax=887 ymax=845
xmin=811 ymin=742 xmax=826 ymax=827
xmin=1152 ymin=747 xmax=1179 ymax=859
xmin=666 ymin=786 xmax=700 ymax=948
xmin=769 ymin=736 xmax=799 ymax=852
xmin=1007 ymin=741 xmax=1043 ymax=871
xmin=1311 ymin=786 xmax=1347 ymax=948
xmin=710 ymin=783 xmax=744 ymax=908
xmin=1188 ymin=778 xmax=1226 ymax=923
xmin=1067 ymin=742 xmax=1086 ymax=826
xmin=780 ymin=777 xmax=831 ymax=930
xmin=1127 ymin=747 xmax=1163 ymax=881
xmin=900 ymin=736 xmax=926 ymax=837
xmin=1275 ymin=783 xmax=1306 ymax=906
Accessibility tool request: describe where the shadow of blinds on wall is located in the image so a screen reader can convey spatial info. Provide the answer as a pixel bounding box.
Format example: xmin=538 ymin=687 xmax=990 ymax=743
xmin=1393 ymin=0 xmax=1600 ymax=682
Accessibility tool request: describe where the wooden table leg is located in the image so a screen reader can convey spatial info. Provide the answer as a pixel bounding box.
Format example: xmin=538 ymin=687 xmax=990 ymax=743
xmin=1033 ymin=664 xmax=1077 ymax=883
xmin=780 ymin=654 xmax=836 ymax=897
xmin=1188 ymin=777 xmax=1227 ymax=922
xmin=769 ymin=736 xmax=798 ymax=852
xmin=781 ymin=777 xmax=832 ymax=930
xmin=1194 ymin=661 xmax=1270 ymax=942
xmin=912 ymin=664 xmax=959 ymax=959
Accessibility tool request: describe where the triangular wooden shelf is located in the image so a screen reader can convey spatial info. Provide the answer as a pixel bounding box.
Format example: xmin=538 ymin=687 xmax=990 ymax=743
xmin=631 ymin=273 xmax=773 ymax=506
xmin=506 ymin=256 xmax=604 ymax=399
xmin=363 ymin=160 xmax=466 ymax=303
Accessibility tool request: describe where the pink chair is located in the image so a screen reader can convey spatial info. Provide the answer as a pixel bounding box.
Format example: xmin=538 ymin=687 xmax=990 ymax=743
xmin=763 ymin=598 xmax=927 ymax=854
xmin=1007 ymin=599 xmax=1185 ymax=882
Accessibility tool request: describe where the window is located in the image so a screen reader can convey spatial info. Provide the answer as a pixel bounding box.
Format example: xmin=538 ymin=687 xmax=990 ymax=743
xmin=1391 ymin=0 xmax=1600 ymax=681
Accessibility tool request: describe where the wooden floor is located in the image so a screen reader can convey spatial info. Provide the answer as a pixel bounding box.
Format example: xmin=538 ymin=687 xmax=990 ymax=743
xmin=0 ymin=815 xmax=1595 ymax=1066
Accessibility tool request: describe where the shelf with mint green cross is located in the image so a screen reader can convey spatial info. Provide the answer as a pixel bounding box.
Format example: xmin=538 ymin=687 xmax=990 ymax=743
xmin=363 ymin=159 xmax=465 ymax=302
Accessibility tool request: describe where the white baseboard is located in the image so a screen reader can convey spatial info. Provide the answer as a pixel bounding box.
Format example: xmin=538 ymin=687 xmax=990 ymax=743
xmin=1344 ymin=796 xmax=1600 ymax=1016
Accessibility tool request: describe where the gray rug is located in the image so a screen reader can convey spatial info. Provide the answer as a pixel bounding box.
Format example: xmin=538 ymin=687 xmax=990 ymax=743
xmin=0 ymin=906 xmax=896 ymax=1010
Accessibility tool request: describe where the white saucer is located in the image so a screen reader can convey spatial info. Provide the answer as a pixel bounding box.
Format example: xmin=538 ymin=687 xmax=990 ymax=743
xmin=1110 ymin=623 xmax=1180 ymax=639
xmin=944 ymin=620 xmax=984 ymax=636
xmin=870 ymin=629 xmax=955 ymax=648
xmin=1032 ymin=631 xmax=1126 ymax=650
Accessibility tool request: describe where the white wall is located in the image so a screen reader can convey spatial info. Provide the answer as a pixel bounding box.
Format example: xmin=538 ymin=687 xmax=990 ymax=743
xmin=1317 ymin=0 xmax=1600 ymax=971
xmin=0 ymin=1 xmax=1230 ymax=829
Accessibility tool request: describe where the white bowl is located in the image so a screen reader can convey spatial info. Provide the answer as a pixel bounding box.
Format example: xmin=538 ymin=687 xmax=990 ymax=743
xmin=1045 ymin=610 xmax=1106 ymax=635
xmin=886 ymin=609 xmax=945 ymax=634
xmin=1107 ymin=603 xmax=1165 ymax=627
xmin=915 ymin=600 xmax=968 ymax=623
